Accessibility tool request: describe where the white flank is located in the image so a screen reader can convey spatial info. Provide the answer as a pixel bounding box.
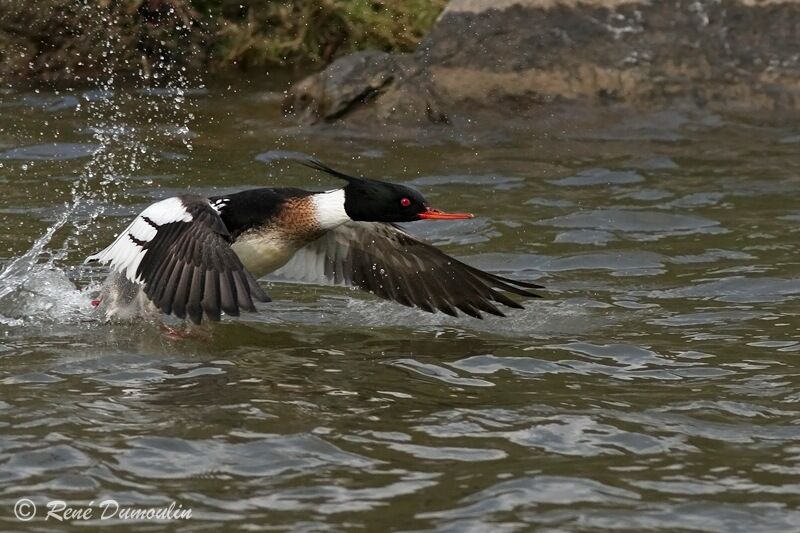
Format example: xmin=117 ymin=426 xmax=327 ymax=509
xmin=311 ymin=189 xmax=350 ymax=230
xmin=86 ymin=197 xmax=194 ymax=283
xmin=231 ymin=234 xmax=296 ymax=279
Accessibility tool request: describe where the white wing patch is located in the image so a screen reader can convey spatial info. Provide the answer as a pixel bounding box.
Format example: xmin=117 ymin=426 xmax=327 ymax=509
xmin=86 ymin=197 xmax=195 ymax=283
xmin=127 ymin=216 xmax=158 ymax=242
xmin=143 ymin=197 xmax=193 ymax=225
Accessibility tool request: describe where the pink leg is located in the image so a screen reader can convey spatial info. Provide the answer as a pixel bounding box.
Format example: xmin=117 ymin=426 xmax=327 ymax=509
xmin=160 ymin=324 xmax=191 ymax=340
xmin=158 ymin=323 xmax=213 ymax=341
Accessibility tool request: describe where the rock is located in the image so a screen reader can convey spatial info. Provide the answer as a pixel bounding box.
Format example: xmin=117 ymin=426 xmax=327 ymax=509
xmin=284 ymin=50 xmax=447 ymax=125
xmin=285 ymin=0 xmax=800 ymax=126
xmin=285 ymin=51 xmax=400 ymax=122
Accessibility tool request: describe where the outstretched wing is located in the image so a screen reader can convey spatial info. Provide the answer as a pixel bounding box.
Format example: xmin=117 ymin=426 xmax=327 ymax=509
xmin=86 ymin=196 xmax=270 ymax=324
xmin=273 ymin=222 xmax=541 ymax=318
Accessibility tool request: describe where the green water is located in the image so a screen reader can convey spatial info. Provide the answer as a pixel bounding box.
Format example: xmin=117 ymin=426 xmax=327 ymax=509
xmin=0 ymin=81 xmax=798 ymax=531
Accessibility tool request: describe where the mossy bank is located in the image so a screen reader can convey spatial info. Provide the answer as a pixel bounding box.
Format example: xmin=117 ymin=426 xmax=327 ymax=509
xmin=0 ymin=0 xmax=446 ymax=84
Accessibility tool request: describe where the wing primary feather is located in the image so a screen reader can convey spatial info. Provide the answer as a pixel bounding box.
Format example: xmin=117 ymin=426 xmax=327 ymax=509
xmin=438 ymin=303 xmax=460 ymax=317
xmin=202 ymin=269 xmax=221 ymax=321
xmin=171 ymin=263 xmax=194 ymax=319
xmin=456 ymin=303 xmax=483 ymax=319
xmin=244 ymin=271 xmax=270 ymax=302
xmin=158 ymin=261 xmax=184 ymax=315
xmin=485 ymin=276 xmax=542 ymax=297
xmin=220 ymin=272 xmax=239 ymax=316
xmin=454 ymin=267 xmax=521 ymax=313
xmin=423 ymin=272 xmax=464 ymax=317
xmin=464 ymin=265 xmax=543 ymax=297
xmin=187 ymin=268 xmax=204 ymax=324
xmin=233 ymin=271 xmax=256 ymax=312
xmin=404 ymin=276 xmax=437 ymax=313
xmin=147 ymin=254 xmax=177 ymax=304
xmin=471 ymin=297 xmax=506 ymax=317
xmin=487 ymin=273 xmax=544 ymax=289
xmin=380 ymin=270 xmax=413 ymax=308
xmin=486 ymin=289 xmax=525 ymax=310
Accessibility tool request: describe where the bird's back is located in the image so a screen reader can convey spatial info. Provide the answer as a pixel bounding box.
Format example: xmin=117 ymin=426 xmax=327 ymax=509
xmin=212 ymin=187 xmax=329 ymax=279
xmin=211 ymin=187 xmax=314 ymax=240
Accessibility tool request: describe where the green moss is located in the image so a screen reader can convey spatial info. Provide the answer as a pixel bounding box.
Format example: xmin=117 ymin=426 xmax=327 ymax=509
xmin=202 ymin=0 xmax=448 ymax=69
xmin=0 ymin=0 xmax=447 ymax=83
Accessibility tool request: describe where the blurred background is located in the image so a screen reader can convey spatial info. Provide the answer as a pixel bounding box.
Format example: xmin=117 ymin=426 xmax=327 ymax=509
xmin=0 ymin=0 xmax=444 ymax=82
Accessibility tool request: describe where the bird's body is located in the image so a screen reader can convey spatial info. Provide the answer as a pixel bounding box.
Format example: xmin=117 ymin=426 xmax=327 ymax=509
xmin=220 ymin=188 xmax=329 ymax=278
xmin=87 ymin=158 xmax=541 ymax=324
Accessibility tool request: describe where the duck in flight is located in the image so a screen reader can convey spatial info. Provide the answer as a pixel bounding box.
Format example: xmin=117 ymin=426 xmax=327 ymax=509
xmin=86 ymin=157 xmax=542 ymax=324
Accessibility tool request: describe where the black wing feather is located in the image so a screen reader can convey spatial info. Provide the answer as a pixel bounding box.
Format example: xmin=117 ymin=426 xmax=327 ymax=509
xmin=273 ymin=222 xmax=542 ymax=319
xmin=93 ymin=195 xmax=271 ymax=324
xmin=187 ymin=268 xmax=205 ymax=324
xmin=202 ymin=270 xmax=221 ymax=322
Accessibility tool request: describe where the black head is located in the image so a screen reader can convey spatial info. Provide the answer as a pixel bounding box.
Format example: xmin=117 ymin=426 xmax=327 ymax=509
xmin=342 ymin=179 xmax=430 ymax=222
xmin=297 ymin=157 xmax=474 ymax=223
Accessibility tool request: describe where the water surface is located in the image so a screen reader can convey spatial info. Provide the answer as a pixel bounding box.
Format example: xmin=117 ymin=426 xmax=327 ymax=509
xmin=0 ymin=82 xmax=798 ymax=531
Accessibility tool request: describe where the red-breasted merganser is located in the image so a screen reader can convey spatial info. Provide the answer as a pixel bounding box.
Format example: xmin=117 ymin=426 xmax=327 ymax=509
xmin=86 ymin=157 xmax=542 ymax=324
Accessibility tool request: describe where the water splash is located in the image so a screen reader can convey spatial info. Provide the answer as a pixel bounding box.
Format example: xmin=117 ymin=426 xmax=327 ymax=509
xmin=0 ymin=3 xmax=198 ymax=326
xmin=0 ymin=209 xmax=71 ymax=301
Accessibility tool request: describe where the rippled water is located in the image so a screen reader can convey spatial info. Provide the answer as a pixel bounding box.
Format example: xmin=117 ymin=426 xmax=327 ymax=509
xmin=0 ymin=82 xmax=799 ymax=530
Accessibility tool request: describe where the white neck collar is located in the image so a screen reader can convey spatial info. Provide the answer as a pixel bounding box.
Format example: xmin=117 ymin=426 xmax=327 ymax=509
xmin=311 ymin=189 xmax=350 ymax=230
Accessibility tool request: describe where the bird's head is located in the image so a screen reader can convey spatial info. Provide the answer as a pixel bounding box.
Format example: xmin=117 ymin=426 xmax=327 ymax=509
xmin=301 ymin=158 xmax=474 ymax=223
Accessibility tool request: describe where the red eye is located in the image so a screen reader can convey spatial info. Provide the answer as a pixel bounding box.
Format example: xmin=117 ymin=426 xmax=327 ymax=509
xmin=400 ymin=198 xmax=411 ymax=207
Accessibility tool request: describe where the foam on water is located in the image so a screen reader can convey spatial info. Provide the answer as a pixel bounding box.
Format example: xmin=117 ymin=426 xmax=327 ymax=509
xmin=0 ymin=267 xmax=96 ymax=326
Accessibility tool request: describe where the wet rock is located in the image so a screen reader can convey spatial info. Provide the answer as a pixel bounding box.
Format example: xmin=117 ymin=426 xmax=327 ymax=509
xmin=285 ymin=50 xmax=447 ymax=125
xmin=285 ymin=0 xmax=800 ymax=126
